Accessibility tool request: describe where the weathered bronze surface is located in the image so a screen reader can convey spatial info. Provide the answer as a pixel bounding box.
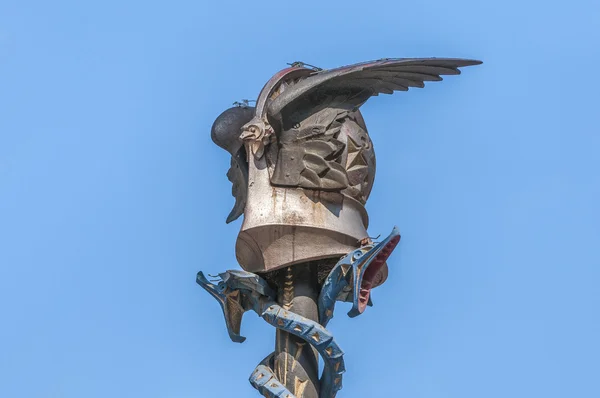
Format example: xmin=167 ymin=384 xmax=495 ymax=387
xmin=201 ymin=57 xmax=481 ymax=397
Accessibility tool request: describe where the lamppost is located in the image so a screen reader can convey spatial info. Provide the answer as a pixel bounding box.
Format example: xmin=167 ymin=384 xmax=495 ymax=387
xmin=197 ymin=58 xmax=481 ymax=398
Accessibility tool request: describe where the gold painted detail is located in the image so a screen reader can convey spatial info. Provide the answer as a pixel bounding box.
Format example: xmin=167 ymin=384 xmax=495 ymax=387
xmin=291 ymin=341 xmax=305 ymax=372
xmin=282 ymin=267 xmax=294 ymax=311
xmin=294 ymin=377 xmax=308 ymax=397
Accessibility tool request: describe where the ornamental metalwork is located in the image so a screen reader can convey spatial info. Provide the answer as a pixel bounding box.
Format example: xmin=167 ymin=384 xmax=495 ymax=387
xmin=197 ymin=58 xmax=481 ymax=398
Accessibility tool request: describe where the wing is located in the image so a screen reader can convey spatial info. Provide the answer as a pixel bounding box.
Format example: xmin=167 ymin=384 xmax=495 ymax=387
xmin=265 ymin=58 xmax=480 ymax=193
xmin=267 ymin=58 xmax=482 ymax=119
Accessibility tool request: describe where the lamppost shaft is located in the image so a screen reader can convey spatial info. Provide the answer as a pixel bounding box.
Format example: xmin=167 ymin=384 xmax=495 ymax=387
xmin=273 ymin=264 xmax=320 ymax=398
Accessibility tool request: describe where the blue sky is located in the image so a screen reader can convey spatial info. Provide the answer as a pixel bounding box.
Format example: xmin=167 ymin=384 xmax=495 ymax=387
xmin=1 ymin=1 xmax=598 ymax=397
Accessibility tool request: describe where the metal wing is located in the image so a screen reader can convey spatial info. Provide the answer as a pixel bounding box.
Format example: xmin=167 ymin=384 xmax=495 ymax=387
xmin=267 ymin=58 xmax=482 ymax=119
xmin=265 ymin=58 xmax=480 ymax=192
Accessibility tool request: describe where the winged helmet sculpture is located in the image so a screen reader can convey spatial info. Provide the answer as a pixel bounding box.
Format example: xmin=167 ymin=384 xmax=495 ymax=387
xmin=204 ymin=57 xmax=481 ymax=398
xmin=211 ymin=58 xmax=481 ymax=274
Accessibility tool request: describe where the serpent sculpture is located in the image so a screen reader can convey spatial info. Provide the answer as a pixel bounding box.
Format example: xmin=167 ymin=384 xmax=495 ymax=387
xmin=197 ymin=227 xmax=400 ymax=398
xmin=197 ymin=58 xmax=480 ymax=397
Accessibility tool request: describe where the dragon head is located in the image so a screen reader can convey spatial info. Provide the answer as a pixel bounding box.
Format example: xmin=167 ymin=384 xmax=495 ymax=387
xmin=196 ymin=270 xmax=276 ymax=343
xmin=319 ymin=226 xmax=401 ymax=325
xmin=347 ymin=226 xmax=400 ymax=317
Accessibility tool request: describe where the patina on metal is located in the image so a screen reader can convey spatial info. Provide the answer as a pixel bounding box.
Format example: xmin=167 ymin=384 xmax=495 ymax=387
xmin=199 ymin=57 xmax=481 ymax=397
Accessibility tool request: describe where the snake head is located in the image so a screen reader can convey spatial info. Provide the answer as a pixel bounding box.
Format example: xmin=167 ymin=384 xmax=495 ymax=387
xmin=347 ymin=226 xmax=401 ymax=318
xmin=318 ymin=226 xmax=401 ymax=326
xmin=218 ymin=269 xmax=276 ymax=300
xmin=196 ymin=271 xmax=248 ymax=343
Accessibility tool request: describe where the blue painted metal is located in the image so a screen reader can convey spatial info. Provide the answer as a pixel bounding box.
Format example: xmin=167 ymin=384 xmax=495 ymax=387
xmin=197 ymin=226 xmax=400 ymax=397
xmin=261 ymin=305 xmax=345 ymax=397
xmin=249 ymin=354 xmax=295 ymax=398
xmin=219 ymin=269 xmax=276 ymax=299
xmin=196 ymin=271 xmax=247 ymax=343
xmin=318 ymin=226 xmax=401 ymax=327
xmin=197 ymin=270 xmax=345 ymax=398
xmin=250 ymin=364 xmax=294 ymax=398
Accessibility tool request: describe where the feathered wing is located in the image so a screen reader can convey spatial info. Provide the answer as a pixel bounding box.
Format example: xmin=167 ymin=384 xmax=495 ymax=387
xmin=268 ymin=58 xmax=482 ymax=117
xmin=266 ymin=58 xmax=481 ymax=192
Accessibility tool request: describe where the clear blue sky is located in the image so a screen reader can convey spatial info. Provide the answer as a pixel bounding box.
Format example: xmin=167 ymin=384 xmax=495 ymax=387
xmin=1 ymin=1 xmax=598 ymax=397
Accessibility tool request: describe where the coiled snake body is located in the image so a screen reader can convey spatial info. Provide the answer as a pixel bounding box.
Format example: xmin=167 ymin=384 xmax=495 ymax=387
xmin=197 ymin=227 xmax=400 ymax=398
